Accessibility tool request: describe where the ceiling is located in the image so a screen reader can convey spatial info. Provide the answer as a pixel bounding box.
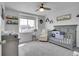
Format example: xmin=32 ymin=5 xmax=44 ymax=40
xmin=2 ymin=2 xmax=79 ymax=16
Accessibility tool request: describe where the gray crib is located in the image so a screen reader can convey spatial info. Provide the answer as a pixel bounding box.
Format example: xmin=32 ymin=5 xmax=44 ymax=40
xmin=48 ymin=25 xmax=77 ymax=50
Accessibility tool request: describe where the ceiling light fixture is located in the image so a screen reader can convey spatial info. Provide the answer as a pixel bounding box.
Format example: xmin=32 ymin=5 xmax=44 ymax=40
xmin=39 ymin=8 xmax=44 ymax=12
xmin=36 ymin=3 xmax=51 ymax=12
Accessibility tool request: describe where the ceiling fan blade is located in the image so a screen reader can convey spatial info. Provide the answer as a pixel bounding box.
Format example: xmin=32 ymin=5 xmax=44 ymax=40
xmin=43 ymin=7 xmax=51 ymax=10
xmin=35 ymin=8 xmax=39 ymax=12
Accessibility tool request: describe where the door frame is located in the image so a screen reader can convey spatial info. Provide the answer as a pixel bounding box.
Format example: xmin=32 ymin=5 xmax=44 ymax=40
xmin=0 ymin=3 xmax=5 ymax=56
xmin=0 ymin=4 xmax=2 ymax=56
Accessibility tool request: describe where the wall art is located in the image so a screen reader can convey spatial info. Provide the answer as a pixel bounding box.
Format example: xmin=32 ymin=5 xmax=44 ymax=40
xmin=46 ymin=18 xmax=53 ymax=23
xmin=46 ymin=18 xmax=49 ymax=22
xmin=76 ymin=14 xmax=79 ymax=17
xmin=39 ymin=19 xmax=43 ymax=24
xmin=56 ymin=14 xmax=71 ymax=21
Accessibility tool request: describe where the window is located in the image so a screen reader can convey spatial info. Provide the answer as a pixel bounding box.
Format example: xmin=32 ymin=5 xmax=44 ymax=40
xmin=19 ymin=18 xmax=35 ymax=33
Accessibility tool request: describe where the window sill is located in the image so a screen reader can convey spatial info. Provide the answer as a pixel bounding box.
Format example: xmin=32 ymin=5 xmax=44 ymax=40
xmin=19 ymin=31 xmax=33 ymax=34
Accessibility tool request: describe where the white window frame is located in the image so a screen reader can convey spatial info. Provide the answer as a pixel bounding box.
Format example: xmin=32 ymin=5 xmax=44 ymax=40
xmin=19 ymin=18 xmax=36 ymax=33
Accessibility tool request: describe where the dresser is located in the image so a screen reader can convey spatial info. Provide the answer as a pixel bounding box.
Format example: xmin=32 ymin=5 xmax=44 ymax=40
xmin=2 ymin=34 xmax=19 ymax=56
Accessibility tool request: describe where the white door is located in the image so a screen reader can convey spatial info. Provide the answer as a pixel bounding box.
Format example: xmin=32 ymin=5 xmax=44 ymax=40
xmin=0 ymin=4 xmax=5 ymax=56
xmin=0 ymin=19 xmax=1 ymax=56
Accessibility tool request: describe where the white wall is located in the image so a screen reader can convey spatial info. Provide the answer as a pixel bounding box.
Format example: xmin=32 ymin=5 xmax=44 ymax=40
xmin=4 ymin=7 xmax=45 ymax=43
xmin=5 ymin=24 xmax=19 ymax=33
xmin=19 ymin=33 xmax=32 ymax=43
xmin=5 ymin=7 xmax=19 ymax=33
xmin=46 ymin=7 xmax=79 ymax=47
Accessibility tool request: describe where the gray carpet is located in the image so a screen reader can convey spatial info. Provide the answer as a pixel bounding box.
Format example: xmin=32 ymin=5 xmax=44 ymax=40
xmin=19 ymin=41 xmax=73 ymax=56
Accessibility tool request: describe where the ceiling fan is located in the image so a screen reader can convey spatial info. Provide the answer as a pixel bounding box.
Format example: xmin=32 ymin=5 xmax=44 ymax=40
xmin=36 ymin=3 xmax=51 ymax=12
